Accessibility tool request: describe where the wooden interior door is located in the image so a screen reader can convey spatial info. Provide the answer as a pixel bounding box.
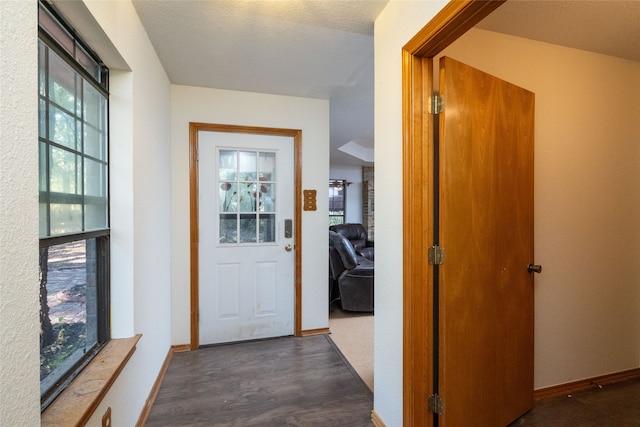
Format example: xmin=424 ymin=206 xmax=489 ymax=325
xmin=437 ymin=57 xmax=535 ymax=426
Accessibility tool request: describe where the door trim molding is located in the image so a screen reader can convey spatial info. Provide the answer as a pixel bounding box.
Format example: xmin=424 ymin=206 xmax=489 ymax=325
xmin=189 ymin=122 xmax=303 ymax=350
xmin=401 ymin=1 xmax=505 ymax=425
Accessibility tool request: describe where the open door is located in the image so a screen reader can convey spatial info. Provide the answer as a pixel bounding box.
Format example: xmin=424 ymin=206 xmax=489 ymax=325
xmin=434 ymin=57 xmax=535 ymax=425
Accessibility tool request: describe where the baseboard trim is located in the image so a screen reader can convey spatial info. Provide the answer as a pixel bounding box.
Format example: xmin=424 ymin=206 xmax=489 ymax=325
xmin=371 ymin=409 xmax=386 ymax=427
xmin=534 ymin=367 xmax=640 ymax=401
xmin=171 ymin=344 xmax=191 ymax=353
xmin=136 ymin=344 xmax=190 ymax=426
xmin=300 ymin=327 xmax=330 ymax=336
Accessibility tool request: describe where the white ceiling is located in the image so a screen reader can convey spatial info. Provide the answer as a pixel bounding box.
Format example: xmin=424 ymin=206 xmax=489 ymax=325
xmin=476 ymin=0 xmax=640 ymax=63
xmin=130 ymin=0 xmax=640 ymax=166
xmin=132 ymin=0 xmax=387 ymax=166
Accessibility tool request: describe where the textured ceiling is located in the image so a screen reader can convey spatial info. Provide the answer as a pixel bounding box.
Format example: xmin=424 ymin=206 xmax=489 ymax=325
xmin=129 ymin=0 xmax=639 ymax=166
xmin=477 ymin=0 xmax=640 ymax=63
xmin=132 ymin=0 xmax=388 ymax=166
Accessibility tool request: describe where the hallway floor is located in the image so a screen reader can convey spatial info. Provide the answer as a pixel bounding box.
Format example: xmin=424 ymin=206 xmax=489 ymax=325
xmin=145 ymin=332 xmax=640 ymax=426
xmin=511 ymin=377 xmax=640 ymax=426
xmin=146 ymin=335 xmax=373 ymax=426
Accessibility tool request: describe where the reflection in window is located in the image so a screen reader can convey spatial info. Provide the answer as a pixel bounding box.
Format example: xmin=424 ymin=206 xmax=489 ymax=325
xmin=40 ymin=241 xmax=97 ymax=395
xmin=38 ymin=0 xmax=110 ymax=409
xmin=329 ymin=179 xmax=346 ymax=225
xmin=219 ymin=150 xmax=276 ymax=244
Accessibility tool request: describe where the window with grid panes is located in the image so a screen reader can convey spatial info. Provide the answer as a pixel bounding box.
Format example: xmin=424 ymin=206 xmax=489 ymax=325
xmin=38 ymin=0 xmax=110 ymax=410
xmin=329 ymin=179 xmax=346 ymax=225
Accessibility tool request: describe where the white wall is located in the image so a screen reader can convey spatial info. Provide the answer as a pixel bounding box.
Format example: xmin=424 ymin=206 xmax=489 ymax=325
xmin=0 ymin=2 xmax=40 ymax=425
xmin=441 ymin=28 xmax=640 ymax=389
xmin=374 ymin=3 xmax=640 ymax=425
xmin=330 ymin=164 xmax=363 ymax=223
xmin=53 ymin=1 xmax=174 ymax=425
xmin=170 ymin=85 xmax=330 ymax=343
xmin=2 ymin=1 xmax=329 ymax=423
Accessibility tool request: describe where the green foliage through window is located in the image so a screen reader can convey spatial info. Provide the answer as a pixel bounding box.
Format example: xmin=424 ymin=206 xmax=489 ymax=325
xmin=38 ymin=0 xmax=110 ymax=411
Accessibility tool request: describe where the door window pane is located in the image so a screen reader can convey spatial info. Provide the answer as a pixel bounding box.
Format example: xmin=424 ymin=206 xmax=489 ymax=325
xmin=219 ymin=214 xmax=238 ymax=244
xmin=239 ymin=214 xmax=257 ymax=243
xmin=259 ymin=215 xmax=276 ymax=243
xmin=238 ymin=151 xmax=257 ymax=181
xmin=218 ymin=150 xmax=237 ymax=181
xmin=219 ymin=181 xmax=238 ymax=212
xmin=238 ymin=181 xmax=256 ymax=213
xmin=257 ymin=183 xmax=275 ymax=212
xmin=258 ymin=152 xmax=275 ymax=181
xmin=219 ymin=149 xmax=277 ymax=245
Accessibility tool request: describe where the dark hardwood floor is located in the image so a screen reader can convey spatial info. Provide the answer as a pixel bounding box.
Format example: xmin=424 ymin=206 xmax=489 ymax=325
xmin=146 ymin=332 xmax=640 ymax=426
xmin=146 ymin=335 xmax=373 ymax=426
xmin=511 ymin=377 xmax=640 ymax=426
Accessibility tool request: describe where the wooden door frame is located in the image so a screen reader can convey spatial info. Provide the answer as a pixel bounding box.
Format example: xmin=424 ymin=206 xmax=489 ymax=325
xmin=401 ymin=1 xmax=506 ymax=424
xmin=189 ymin=122 xmax=303 ymax=350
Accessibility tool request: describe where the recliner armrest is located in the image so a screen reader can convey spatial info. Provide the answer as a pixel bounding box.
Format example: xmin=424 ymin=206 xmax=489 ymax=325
xmin=357 ymin=247 xmax=374 ymax=261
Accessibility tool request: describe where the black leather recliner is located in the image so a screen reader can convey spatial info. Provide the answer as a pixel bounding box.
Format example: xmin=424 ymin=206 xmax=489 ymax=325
xmin=329 ymin=230 xmax=374 ymax=312
xmin=329 ymin=223 xmax=374 ymax=260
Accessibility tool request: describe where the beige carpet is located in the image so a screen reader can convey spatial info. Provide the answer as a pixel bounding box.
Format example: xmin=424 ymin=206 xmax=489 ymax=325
xmin=328 ymin=305 xmax=374 ymax=391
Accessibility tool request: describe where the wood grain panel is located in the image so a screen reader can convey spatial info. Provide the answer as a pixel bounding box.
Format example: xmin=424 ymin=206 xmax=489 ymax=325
xmin=402 ymin=2 xmax=510 ymax=425
xmin=404 ymin=0 xmax=505 ymax=57
xmin=438 ymin=56 xmax=534 ymax=426
xmin=402 ymin=50 xmax=435 ymax=427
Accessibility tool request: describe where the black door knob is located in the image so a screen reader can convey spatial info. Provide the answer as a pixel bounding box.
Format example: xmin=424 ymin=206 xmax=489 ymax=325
xmin=527 ymin=264 xmax=542 ymax=274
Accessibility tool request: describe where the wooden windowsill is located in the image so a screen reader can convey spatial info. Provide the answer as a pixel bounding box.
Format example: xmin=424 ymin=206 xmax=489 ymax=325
xmin=41 ymin=334 xmax=142 ymax=427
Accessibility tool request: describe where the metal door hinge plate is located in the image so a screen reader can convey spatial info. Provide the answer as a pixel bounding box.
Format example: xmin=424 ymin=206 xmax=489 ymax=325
xmin=428 ymin=94 xmax=443 ymax=115
xmin=428 ymin=393 xmax=444 ymax=415
xmin=428 ymin=245 xmax=444 ymax=265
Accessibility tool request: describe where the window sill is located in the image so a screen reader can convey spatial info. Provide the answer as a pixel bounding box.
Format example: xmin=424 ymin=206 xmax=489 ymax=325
xmin=41 ymin=334 xmax=142 ymax=427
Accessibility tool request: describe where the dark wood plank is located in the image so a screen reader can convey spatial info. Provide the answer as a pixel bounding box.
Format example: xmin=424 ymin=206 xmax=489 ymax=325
xmin=146 ymin=335 xmax=373 ymax=426
xmin=510 ymin=378 xmax=640 ymax=426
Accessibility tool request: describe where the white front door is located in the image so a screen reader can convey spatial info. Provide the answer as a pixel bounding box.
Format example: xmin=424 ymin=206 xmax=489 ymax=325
xmin=198 ymin=130 xmax=295 ymax=345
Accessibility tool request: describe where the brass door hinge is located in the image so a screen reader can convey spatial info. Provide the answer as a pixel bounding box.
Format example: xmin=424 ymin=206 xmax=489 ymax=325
xmin=428 ymin=393 xmax=444 ymax=415
xmin=428 ymin=245 xmax=444 ymax=265
xmin=428 ymin=94 xmax=443 ymax=115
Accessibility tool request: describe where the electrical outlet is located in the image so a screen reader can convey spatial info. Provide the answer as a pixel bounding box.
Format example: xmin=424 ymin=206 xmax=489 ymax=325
xmin=102 ymin=407 xmax=112 ymax=427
